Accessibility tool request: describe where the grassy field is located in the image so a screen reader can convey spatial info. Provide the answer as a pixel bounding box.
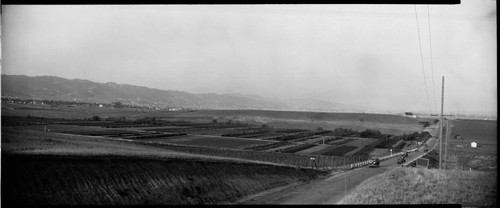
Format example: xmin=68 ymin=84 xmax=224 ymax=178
xmin=339 ymin=167 xmax=497 ymax=206
xmin=444 ymin=119 xmax=497 ymax=171
xmin=451 ymin=119 xmax=497 ymax=143
xmin=2 ymin=154 xmax=327 ymax=205
xmin=148 ymin=109 xmax=425 ymax=135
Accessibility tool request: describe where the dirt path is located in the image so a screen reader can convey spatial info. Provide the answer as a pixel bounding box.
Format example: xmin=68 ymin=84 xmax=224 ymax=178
xmin=242 ymin=147 xmax=427 ymax=204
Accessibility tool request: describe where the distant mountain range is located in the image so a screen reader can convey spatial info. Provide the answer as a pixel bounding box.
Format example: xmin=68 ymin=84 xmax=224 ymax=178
xmin=1 ymin=74 xmax=386 ymax=113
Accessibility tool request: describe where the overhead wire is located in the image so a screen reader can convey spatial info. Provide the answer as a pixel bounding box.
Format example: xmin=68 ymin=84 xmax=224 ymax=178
xmin=414 ymin=5 xmax=433 ymax=116
xmin=427 ymin=5 xmax=438 ymax=114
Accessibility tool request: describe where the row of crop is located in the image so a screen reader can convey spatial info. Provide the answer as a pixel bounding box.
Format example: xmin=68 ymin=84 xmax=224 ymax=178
xmin=328 ymin=138 xmax=355 ymax=145
xmin=102 ymin=124 xmax=160 ymax=128
xmin=221 ymin=129 xmax=271 ymax=137
xmin=266 ymin=131 xmax=315 ymax=142
xmin=122 ymin=133 xmax=188 ymax=140
xmin=239 ymin=132 xmax=283 ymax=139
xmin=274 ymin=129 xmax=309 ymax=134
xmin=281 ymin=144 xmax=317 ymax=154
xmin=182 ymin=127 xmax=257 ymax=136
xmin=374 ymin=138 xmax=402 ymax=149
xmin=351 ymin=140 xmax=380 ymax=158
xmin=146 ymin=126 xmax=262 ymax=135
xmin=145 ymin=127 xmax=251 ymax=135
xmin=144 ymin=142 xmax=371 ymax=168
xmin=393 ymin=140 xmax=407 ymax=150
xmin=55 ymin=129 xmax=137 ymax=137
xmin=313 ymin=130 xmax=333 ymax=135
xmin=314 ymin=136 xmax=343 ymax=144
xmin=312 ymin=145 xmax=358 ymax=156
xmin=289 ymin=135 xmax=322 ymax=143
xmin=244 ymin=141 xmax=291 ymax=151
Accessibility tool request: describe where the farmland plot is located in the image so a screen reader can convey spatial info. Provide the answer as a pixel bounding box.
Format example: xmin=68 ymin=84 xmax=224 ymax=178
xmin=369 ymin=148 xmax=390 ymax=157
xmin=295 ymin=144 xmax=333 ymax=155
xmin=327 ymin=138 xmax=355 ymax=145
xmin=263 ymin=144 xmax=300 ymax=152
xmin=243 ymin=141 xmax=291 ymax=151
xmin=301 ymin=136 xmax=341 ymax=145
xmin=289 ymin=135 xmax=323 ymax=143
xmin=311 ymin=145 xmax=359 ymax=156
xmin=281 ymin=144 xmax=317 ymax=154
xmin=145 ymin=135 xmax=275 ymax=150
xmin=342 ymin=137 xmax=377 ymax=147
xmin=344 ymin=145 xmax=365 ymax=156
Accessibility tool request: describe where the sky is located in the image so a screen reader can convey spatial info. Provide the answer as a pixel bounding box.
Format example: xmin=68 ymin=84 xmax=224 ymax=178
xmin=1 ymin=2 xmax=497 ymax=116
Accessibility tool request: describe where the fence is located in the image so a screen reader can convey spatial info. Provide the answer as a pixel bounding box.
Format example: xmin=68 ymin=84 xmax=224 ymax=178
xmin=349 ymin=147 xmax=419 ymax=169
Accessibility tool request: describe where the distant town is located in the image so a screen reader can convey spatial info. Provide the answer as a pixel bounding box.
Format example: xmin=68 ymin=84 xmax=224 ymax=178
xmin=2 ymin=96 xmax=495 ymax=121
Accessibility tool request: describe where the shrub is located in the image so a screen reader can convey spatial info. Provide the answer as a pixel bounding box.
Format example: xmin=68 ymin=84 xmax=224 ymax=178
xmin=91 ymin=115 xmax=101 ymax=121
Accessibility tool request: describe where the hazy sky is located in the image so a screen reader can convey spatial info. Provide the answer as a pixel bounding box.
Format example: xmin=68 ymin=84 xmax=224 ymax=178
xmin=2 ymin=2 xmax=496 ymax=115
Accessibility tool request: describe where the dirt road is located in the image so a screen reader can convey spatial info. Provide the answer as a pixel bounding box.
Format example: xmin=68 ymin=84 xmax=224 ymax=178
xmin=242 ymin=149 xmax=424 ymax=204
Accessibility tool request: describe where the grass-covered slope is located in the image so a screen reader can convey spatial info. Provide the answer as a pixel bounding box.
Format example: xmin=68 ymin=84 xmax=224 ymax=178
xmin=339 ymin=167 xmax=496 ymax=206
xmin=2 ymin=154 xmax=326 ymax=205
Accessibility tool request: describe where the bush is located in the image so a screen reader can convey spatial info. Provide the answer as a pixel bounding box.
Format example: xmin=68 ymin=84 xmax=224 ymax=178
xmin=91 ymin=116 xmax=101 ymax=121
xmin=360 ymin=129 xmax=384 ymax=139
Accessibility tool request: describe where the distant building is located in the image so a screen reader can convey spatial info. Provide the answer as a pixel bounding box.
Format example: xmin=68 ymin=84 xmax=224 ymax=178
xmin=404 ymin=112 xmax=417 ymax=118
xmin=471 ymin=142 xmax=477 ymax=148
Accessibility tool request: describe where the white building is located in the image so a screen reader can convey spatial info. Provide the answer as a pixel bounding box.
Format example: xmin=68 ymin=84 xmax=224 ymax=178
xmin=471 ymin=142 xmax=477 ymax=148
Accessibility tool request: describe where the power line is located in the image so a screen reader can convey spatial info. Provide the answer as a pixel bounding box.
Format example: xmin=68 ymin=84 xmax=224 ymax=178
xmin=427 ymin=5 xmax=438 ymax=115
xmin=414 ymin=5 xmax=433 ymax=115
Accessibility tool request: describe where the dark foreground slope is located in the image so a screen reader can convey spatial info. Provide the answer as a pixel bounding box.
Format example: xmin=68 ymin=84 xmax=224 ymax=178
xmin=2 ymin=154 xmax=326 ymax=205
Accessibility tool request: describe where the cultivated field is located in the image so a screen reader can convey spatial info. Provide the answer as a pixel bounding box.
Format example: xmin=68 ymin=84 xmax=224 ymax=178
xmin=1 ymin=102 xmax=437 ymax=205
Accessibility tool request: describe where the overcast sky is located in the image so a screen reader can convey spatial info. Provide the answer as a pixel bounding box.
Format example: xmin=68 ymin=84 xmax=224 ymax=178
xmin=2 ymin=2 xmax=496 ymax=115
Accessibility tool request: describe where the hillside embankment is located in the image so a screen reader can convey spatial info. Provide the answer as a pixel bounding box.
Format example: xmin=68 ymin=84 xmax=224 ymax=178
xmin=338 ymin=167 xmax=497 ymax=206
xmin=2 ymin=154 xmax=327 ymax=205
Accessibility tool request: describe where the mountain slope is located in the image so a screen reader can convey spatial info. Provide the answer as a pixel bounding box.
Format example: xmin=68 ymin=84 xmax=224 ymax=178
xmin=1 ymin=75 xmax=289 ymax=110
xmin=1 ymin=74 xmax=385 ymax=113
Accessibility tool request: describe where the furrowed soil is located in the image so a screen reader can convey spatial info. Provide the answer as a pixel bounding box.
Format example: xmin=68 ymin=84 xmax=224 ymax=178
xmin=2 ymin=154 xmax=327 ymax=205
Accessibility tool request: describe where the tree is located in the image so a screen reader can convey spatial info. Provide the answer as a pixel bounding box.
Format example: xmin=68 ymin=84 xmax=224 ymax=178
xmin=113 ymin=102 xmax=123 ymax=108
xmin=91 ymin=115 xmax=101 ymax=121
xmin=423 ymin=121 xmax=430 ymax=127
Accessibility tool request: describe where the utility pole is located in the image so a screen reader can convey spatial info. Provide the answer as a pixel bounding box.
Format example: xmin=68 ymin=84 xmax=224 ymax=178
xmin=444 ymin=119 xmax=450 ymax=169
xmin=439 ymin=76 xmax=444 ymax=170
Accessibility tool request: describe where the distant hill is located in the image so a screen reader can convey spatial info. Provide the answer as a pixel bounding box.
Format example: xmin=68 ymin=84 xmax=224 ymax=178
xmin=1 ymin=74 xmax=377 ymax=112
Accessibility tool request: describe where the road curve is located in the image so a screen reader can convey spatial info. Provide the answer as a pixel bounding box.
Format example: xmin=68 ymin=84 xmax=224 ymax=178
xmin=242 ymin=123 xmax=442 ymax=204
xmin=242 ymin=151 xmax=422 ymax=204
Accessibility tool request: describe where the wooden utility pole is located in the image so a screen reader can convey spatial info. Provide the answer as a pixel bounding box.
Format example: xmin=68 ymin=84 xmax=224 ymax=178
xmin=444 ymin=119 xmax=450 ymax=169
xmin=439 ymin=76 xmax=444 ymax=170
